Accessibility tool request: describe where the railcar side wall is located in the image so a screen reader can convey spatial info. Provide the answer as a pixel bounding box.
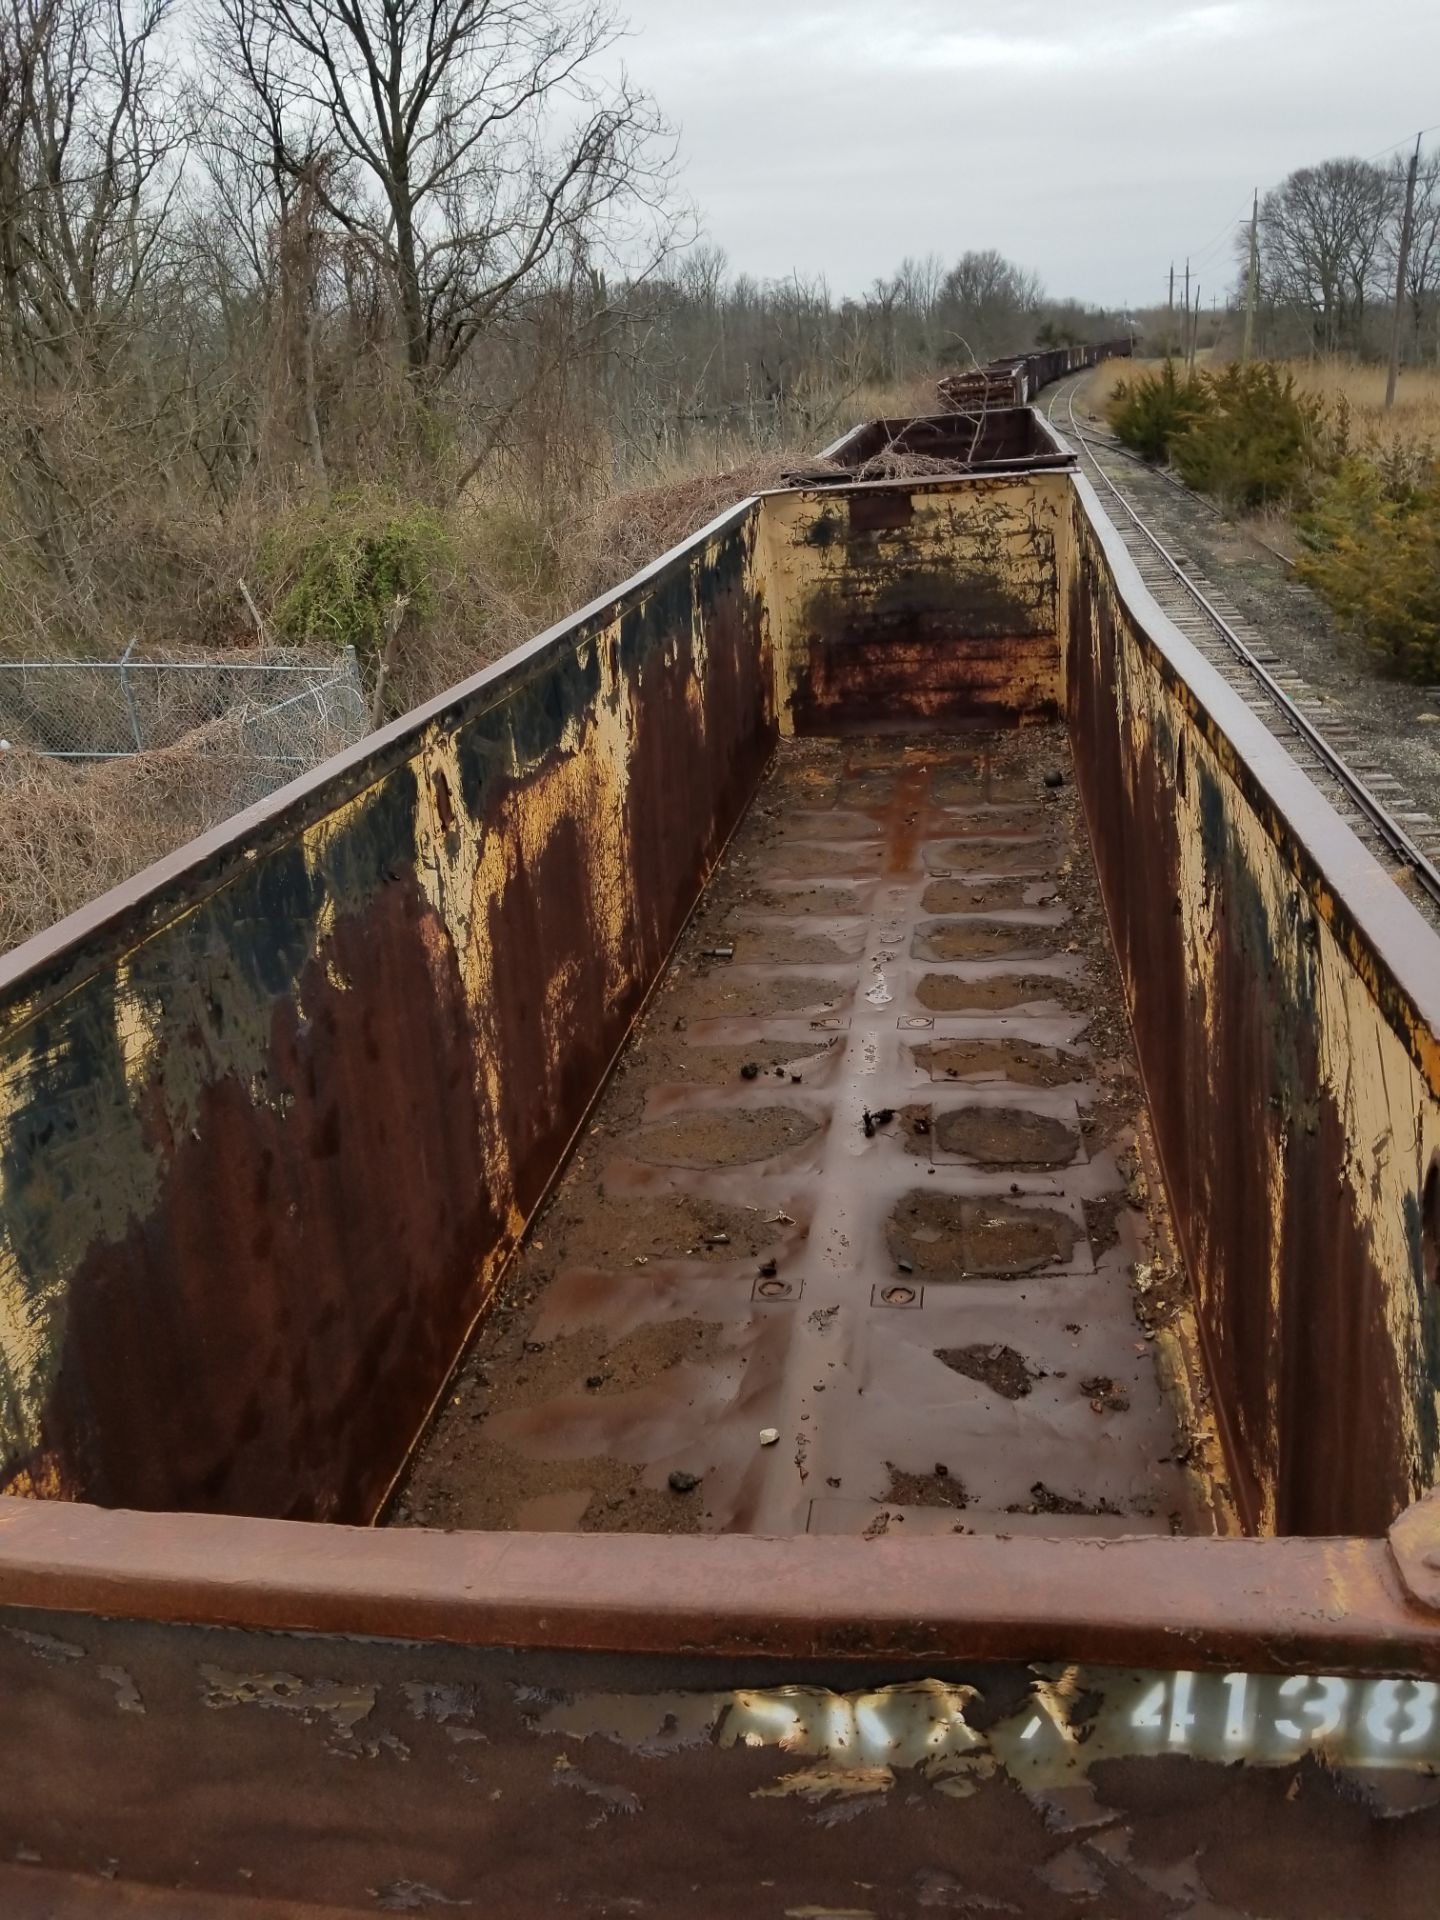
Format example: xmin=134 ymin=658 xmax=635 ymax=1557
xmin=1066 ymin=483 xmax=1440 ymax=1535
xmin=0 ymin=506 xmax=773 ymax=1522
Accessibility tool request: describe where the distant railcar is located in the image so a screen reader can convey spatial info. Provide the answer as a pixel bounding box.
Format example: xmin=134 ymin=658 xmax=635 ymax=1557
xmin=938 ymin=336 xmax=1132 ymax=410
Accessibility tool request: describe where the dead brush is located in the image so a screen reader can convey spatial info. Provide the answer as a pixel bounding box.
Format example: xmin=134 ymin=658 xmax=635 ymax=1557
xmin=557 ymin=454 xmax=811 ymax=604
xmin=0 ymin=458 xmax=826 ymax=953
xmin=0 ymin=716 xmax=268 ymax=954
xmin=854 ymin=448 xmax=971 ymax=481
xmin=5 ymin=440 xmax=991 ymax=953
xmin=382 ymin=546 xmax=538 ymax=715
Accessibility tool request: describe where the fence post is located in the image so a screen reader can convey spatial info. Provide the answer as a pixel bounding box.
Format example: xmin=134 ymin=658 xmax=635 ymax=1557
xmin=118 ymin=639 xmax=143 ymax=752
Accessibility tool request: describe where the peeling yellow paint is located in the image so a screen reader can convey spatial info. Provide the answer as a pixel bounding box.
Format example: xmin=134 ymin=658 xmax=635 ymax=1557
xmin=0 ymin=1033 xmax=69 ymax=1468
xmin=1 ymin=1452 xmax=64 ymax=1498
xmin=759 ymin=478 xmax=1067 ymax=729
xmin=299 ymin=783 xmax=385 ymax=880
xmin=1074 ymin=490 xmax=1440 ymax=1524
xmin=754 ymin=1764 xmax=894 ymax=1801
xmin=405 ymin=634 xmax=645 ymax=1314
xmin=113 ymin=958 xmax=166 ymax=1101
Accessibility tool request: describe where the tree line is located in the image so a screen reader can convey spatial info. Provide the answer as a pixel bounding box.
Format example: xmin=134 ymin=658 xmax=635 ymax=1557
xmin=0 ymin=0 xmax=1126 ymax=659
xmin=1240 ymin=149 xmax=1440 ymax=361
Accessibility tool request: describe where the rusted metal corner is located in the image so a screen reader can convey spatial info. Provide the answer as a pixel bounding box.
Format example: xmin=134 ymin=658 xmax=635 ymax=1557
xmin=1390 ymin=1491 xmax=1440 ymax=1613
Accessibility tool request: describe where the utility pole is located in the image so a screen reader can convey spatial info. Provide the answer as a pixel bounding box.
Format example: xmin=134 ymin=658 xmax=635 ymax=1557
xmin=1386 ymin=134 xmax=1422 ymax=409
xmin=1242 ymin=189 xmax=1260 ymax=363
xmin=1168 ymin=261 xmax=1175 ymax=351
xmin=1188 ymin=282 xmax=1201 ymax=369
xmin=1183 ymin=257 xmax=1190 ymax=363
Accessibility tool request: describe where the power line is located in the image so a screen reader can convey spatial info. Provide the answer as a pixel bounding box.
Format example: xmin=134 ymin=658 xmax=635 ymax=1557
xmin=1190 ymin=222 xmax=1246 ymax=273
xmin=1364 ymin=120 xmax=1440 ymax=164
xmin=1183 ymin=211 xmax=1248 ymax=269
xmin=1176 ymin=118 xmax=1440 ymax=300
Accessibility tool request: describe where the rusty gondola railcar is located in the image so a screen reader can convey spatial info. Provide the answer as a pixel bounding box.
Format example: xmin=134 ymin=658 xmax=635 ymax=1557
xmin=1 ymin=412 xmax=1439 ymax=1916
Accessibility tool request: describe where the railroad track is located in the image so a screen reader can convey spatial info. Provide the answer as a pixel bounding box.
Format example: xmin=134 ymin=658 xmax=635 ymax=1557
xmin=1048 ymin=376 xmax=1440 ymax=928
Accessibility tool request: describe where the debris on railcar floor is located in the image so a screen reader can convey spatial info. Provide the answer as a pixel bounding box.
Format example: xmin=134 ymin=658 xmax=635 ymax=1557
xmin=390 ymin=728 xmax=1230 ymax=1539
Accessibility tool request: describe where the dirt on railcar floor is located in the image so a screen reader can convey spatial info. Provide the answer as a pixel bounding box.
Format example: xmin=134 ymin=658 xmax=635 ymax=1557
xmin=388 ymin=727 xmax=1231 ymax=1540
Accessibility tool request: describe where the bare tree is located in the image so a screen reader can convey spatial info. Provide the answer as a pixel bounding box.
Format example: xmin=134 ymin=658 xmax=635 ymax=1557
xmin=207 ymin=0 xmax=672 ymax=391
xmin=894 ymin=252 xmax=945 ymax=325
xmin=0 ymin=0 xmax=181 ymax=381
xmin=0 ymin=0 xmax=185 ymax=601
xmin=937 ymin=248 xmax=1045 ymax=361
xmin=1259 ymin=158 xmax=1396 ymax=354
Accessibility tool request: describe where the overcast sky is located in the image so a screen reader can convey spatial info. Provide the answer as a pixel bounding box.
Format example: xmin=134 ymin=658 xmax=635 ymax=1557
xmin=612 ymin=1 xmax=1440 ymax=309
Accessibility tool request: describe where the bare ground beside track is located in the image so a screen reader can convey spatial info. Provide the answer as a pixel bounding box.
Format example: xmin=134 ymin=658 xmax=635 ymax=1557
xmin=1071 ymin=367 xmax=1440 ymax=816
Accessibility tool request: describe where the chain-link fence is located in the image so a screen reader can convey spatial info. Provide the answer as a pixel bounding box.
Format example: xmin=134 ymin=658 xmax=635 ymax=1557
xmin=0 ymin=644 xmax=374 ymax=954
xmin=0 ymin=642 xmax=369 ymax=769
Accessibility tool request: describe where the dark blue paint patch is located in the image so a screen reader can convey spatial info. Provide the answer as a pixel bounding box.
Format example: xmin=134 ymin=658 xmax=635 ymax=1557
xmin=455 ymin=701 xmax=516 ymax=822
xmin=1406 ymin=1190 xmax=1440 ymax=1484
xmin=803 ymin=508 xmax=844 ymax=549
xmin=504 ymin=636 xmax=603 ymax=774
xmin=0 ymin=1000 xmax=130 ymax=1318
xmin=1196 ymin=760 xmax=1229 ymax=893
xmin=0 ymin=761 xmax=424 ymax=1367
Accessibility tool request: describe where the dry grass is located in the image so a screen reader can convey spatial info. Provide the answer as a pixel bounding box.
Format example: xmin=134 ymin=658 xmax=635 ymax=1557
xmin=1244 ymin=503 xmax=1305 ymax=564
xmin=1274 ymin=358 xmax=1440 ymax=455
xmin=1078 ymin=350 xmax=1219 ymax=417
xmin=1079 ymin=357 xmax=1159 ymax=412
xmin=832 ymin=371 xmax=944 ymax=425
xmin=1089 ymin=353 xmax=1440 ymax=456
xmin=560 ymin=452 xmax=809 ymax=603
xmin=0 ymin=715 xmax=274 ymax=953
xmin=0 ymin=449 xmax=823 ymax=955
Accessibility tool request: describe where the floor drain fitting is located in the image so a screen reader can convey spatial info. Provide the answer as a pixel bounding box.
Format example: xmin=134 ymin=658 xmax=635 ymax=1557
xmin=754 ymin=1276 xmax=799 ymax=1302
xmin=874 ymin=1282 xmax=923 ymax=1308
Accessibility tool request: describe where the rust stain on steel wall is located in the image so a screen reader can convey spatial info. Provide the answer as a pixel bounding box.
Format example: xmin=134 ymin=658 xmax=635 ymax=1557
xmin=0 ymin=508 xmax=773 ymax=1522
xmin=762 ymin=476 xmax=1066 ymax=733
xmin=3 ymin=1604 xmax=1440 ymax=1917
xmin=1065 ymin=494 xmax=1440 ymax=1538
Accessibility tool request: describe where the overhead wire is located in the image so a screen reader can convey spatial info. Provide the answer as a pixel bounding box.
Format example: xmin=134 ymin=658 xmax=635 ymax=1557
xmin=1178 ymin=119 xmax=1440 ymax=283
xmin=1182 ymin=212 xmax=1248 ymax=271
xmin=1363 ymin=120 xmax=1440 ymax=164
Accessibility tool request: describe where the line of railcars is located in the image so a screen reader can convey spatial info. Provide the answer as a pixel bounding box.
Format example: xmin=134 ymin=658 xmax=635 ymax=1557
xmin=938 ymin=335 xmax=1132 ymax=410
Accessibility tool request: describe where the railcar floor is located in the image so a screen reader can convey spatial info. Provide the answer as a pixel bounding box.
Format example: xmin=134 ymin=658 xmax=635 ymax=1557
xmin=389 ymin=727 xmax=1230 ymax=1539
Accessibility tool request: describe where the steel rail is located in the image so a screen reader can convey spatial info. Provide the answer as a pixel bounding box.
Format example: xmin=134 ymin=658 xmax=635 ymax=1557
xmin=1051 ymin=379 xmax=1440 ymax=909
xmin=1073 ymin=414 xmax=1299 ymax=572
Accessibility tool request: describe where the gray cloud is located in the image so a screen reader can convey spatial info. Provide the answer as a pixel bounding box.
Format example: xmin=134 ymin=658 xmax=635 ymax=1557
xmin=614 ymin=1 xmax=1440 ymax=305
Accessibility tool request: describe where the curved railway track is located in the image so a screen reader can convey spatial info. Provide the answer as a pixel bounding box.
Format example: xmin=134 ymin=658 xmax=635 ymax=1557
xmin=1048 ymin=375 xmax=1440 ymax=927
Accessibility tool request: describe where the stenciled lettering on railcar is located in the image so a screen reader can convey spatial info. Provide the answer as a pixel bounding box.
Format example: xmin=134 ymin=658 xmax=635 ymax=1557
xmin=540 ymin=1668 xmax=1440 ymax=1785
xmin=720 ymin=1670 xmax=1440 ymax=1776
